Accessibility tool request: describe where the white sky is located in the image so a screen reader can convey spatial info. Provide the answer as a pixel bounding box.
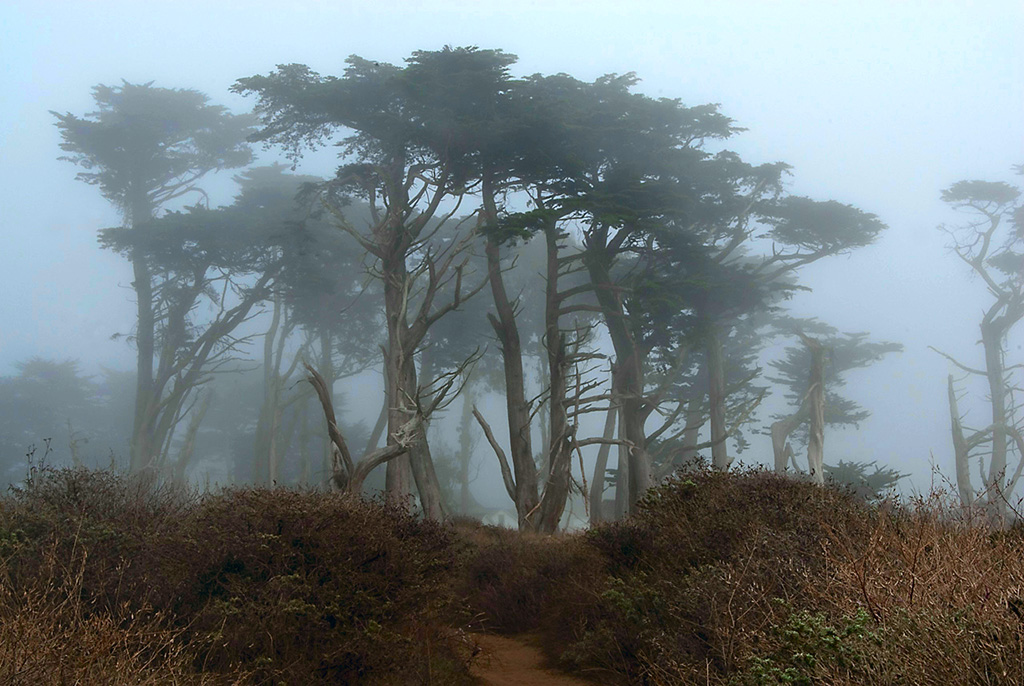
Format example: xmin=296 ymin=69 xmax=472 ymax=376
xmin=1 ymin=0 xmax=1022 ymax=493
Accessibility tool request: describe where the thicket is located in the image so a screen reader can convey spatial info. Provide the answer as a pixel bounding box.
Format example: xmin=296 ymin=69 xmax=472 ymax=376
xmin=459 ymin=469 xmax=1024 ymax=685
xmin=0 ymin=468 xmax=474 ymax=684
xmin=3 ymin=467 xmax=1023 ymax=684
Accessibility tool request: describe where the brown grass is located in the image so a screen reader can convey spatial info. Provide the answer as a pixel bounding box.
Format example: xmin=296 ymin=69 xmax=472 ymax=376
xmin=0 ymin=467 xmax=476 ymax=685
xmin=5 ymin=466 xmax=1024 ymax=684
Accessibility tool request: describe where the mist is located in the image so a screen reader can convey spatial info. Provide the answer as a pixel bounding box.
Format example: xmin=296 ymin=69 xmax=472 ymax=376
xmin=2 ymin=0 xmax=1023 ymax=522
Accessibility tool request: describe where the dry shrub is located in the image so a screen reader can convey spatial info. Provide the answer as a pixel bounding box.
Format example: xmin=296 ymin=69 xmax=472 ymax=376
xmin=0 ymin=468 xmax=477 ymax=685
xmin=454 ymin=524 xmax=601 ymax=635
xmin=0 ymin=467 xmax=196 ymax=613
xmin=537 ymin=469 xmax=1024 ymax=685
xmin=803 ymin=492 xmax=1024 ymax=685
xmin=541 ymin=468 xmax=871 ymax=683
xmin=180 ymin=487 xmax=471 ymax=684
xmin=0 ymin=541 xmax=231 ymax=685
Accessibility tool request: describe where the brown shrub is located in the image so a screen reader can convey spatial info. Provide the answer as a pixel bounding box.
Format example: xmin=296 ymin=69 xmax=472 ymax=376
xmin=454 ymin=524 xmax=602 ymax=635
xmin=180 ymin=487 xmax=470 ymax=684
xmin=0 ymin=468 xmax=477 ymax=685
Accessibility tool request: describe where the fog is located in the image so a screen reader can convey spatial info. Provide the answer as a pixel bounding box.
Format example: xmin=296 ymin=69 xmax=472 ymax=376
xmin=1 ymin=0 xmax=1022 ymax=520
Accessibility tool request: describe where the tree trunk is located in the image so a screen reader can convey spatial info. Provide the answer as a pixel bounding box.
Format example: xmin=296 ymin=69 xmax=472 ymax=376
xmin=805 ymin=336 xmax=826 ymax=485
xmin=678 ymin=394 xmax=704 ymax=469
xmin=365 ymin=394 xmax=388 ymax=454
xmin=319 ymin=329 xmax=335 ymax=488
xmin=254 ymin=295 xmax=284 ymax=484
xmin=771 ymin=413 xmax=802 ymax=475
xmin=299 ymin=396 xmax=311 ymax=485
xmin=484 ymin=226 xmax=540 ymax=529
xmin=537 ymin=225 xmax=573 ymax=533
xmin=584 ymin=242 xmax=651 ymax=512
xmin=126 ymin=191 xmax=160 ymax=477
xmin=982 ymin=322 xmax=1008 ymax=518
xmin=613 ymin=407 xmax=630 ymax=520
xmin=947 ymin=374 xmax=975 ymax=508
xmin=588 ymin=396 xmax=618 ymax=525
xmin=707 ymin=326 xmax=729 ymax=470
xmin=458 ymin=385 xmax=476 ymax=515
xmin=405 ymin=360 xmax=447 ymax=520
xmin=171 ymin=392 xmax=211 ymax=485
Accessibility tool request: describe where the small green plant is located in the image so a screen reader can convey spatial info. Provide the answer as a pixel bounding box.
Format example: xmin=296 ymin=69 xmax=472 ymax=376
xmin=734 ymin=607 xmax=878 ymax=685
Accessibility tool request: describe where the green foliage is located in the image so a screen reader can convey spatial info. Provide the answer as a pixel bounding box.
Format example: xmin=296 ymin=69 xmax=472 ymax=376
xmin=52 ymin=81 xmax=255 ymax=220
xmin=824 ymin=460 xmax=905 ymax=502
xmin=0 ymin=359 xmax=132 ymax=480
xmin=734 ymin=607 xmax=878 ymax=686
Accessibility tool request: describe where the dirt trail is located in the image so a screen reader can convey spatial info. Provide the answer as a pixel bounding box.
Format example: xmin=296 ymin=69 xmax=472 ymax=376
xmin=470 ymin=634 xmax=595 ymax=686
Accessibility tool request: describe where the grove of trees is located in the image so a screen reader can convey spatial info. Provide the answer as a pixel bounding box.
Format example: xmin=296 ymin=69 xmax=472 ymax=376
xmin=7 ymin=45 xmax=957 ymax=528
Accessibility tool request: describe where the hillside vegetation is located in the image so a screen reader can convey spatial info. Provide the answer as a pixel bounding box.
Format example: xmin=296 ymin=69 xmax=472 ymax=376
xmin=1 ymin=467 xmax=1021 ymax=684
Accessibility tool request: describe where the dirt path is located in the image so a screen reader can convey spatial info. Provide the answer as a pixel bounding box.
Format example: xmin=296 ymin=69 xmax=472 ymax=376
xmin=470 ymin=634 xmax=595 ymax=686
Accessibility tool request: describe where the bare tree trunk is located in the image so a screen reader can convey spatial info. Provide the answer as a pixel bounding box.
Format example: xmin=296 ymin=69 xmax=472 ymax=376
xmin=982 ymin=322 xmax=1008 ymax=518
xmin=365 ymin=394 xmax=388 ymax=455
xmin=458 ymin=386 xmax=476 ymax=515
xmin=678 ymin=394 xmax=704 ymax=469
xmin=538 ymin=226 xmax=573 ymax=533
xmin=483 ymin=222 xmax=540 ymax=528
xmin=316 ymin=329 xmax=335 ymax=488
xmin=947 ymin=374 xmax=975 ymax=508
xmin=805 ymin=336 xmax=826 ymax=484
xmin=254 ymin=295 xmax=284 ymax=484
xmin=299 ymin=396 xmax=311 ymax=485
xmin=771 ymin=413 xmax=802 ymax=475
xmin=129 ymin=252 xmax=158 ymax=475
xmin=382 ymin=243 xmax=415 ymax=503
xmin=306 ymin=364 xmax=414 ymax=495
xmin=171 ymin=392 xmax=211 ymax=485
xmin=584 ymin=242 xmax=651 ymax=513
xmin=589 ymin=396 xmax=618 ymax=525
xmin=614 ymin=407 xmax=630 ymax=520
xmin=707 ymin=326 xmax=729 ymax=470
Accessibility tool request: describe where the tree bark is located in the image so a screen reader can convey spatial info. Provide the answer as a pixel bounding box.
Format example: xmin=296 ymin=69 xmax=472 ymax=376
xmin=171 ymin=392 xmax=211 ymax=485
xmin=588 ymin=395 xmax=618 ymax=525
xmin=947 ymin=374 xmax=975 ymax=508
xmin=457 ymin=385 xmax=476 ymax=515
xmin=583 ymin=238 xmax=651 ymax=512
xmin=981 ymin=321 xmax=1008 ymax=517
xmin=483 ymin=226 xmax=540 ymax=529
xmin=804 ymin=335 xmax=826 ymax=485
xmin=707 ymin=325 xmax=729 ymax=470
xmin=128 ymin=191 xmax=158 ymax=475
xmin=613 ymin=407 xmax=630 ymax=520
xmin=771 ymin=413 xmax=803 ymax=475
xmin=537 ymin=224 xmax=573 ymax=533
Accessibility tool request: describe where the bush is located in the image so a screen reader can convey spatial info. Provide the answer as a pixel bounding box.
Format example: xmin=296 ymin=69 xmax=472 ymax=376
xmin=0 ymin=468 xmax=477 ymax=685
xmin=453 ymin=523 xmax=601 ymax=635
xmin=181 ymin=487 xmax=468 ymax=683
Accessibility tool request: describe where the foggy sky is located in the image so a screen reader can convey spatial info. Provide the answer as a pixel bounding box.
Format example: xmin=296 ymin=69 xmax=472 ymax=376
xmin=1 ymin=0 xmax=1022 ymax=496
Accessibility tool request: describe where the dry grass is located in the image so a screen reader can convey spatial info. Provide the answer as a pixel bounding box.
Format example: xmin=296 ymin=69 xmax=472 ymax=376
xmin=4 ymin=466 xmax=1024 ymax=684
xmin=0 ymin=467 xmax=476 ymax=685
xmin=454 ymin=468 xmax=1024 ymax=686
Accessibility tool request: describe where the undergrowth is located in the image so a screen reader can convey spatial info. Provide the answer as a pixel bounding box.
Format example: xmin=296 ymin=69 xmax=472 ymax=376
xmin=0 ymin=467 xmax=475 ymax=684
xmin=4 ymin=466 xmax=1023 ymax=684
xmin=457 ymin=468 xmax=1024 ymax=685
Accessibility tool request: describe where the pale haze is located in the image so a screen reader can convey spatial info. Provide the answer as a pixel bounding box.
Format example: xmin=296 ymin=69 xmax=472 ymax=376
xmin=1 ymin=0 xmax=1022 ymax=501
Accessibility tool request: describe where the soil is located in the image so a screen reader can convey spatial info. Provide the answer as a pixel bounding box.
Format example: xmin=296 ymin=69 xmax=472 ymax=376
xmin=470 ymin=633 xmax=596 ymax=686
